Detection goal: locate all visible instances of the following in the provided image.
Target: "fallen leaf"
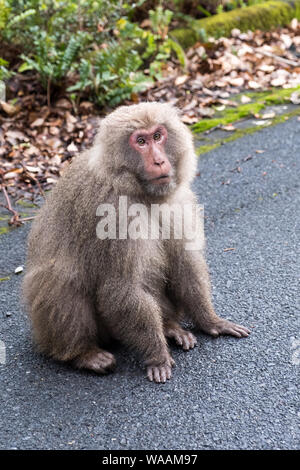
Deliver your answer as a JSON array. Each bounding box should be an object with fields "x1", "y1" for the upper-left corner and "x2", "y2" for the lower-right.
[
  {"x1": 0, "y1": 100, "x2": 20, "y2": 115},
  {"x1": 248, "y1": 80, "x2": 261, "y2": 89},
  {"x1": 49, "y1": 127, "x2": 60, "y2": 135},
  {"x1": 258, "y1": 64, "x2": 275, "y2": 72},
  {"x1": 175, "y1": 75, "x2": 189, "y2": 86},
  {"x1": 30, "y1": 117, "x2": 45, "y2": 128},
  {"x1": 5, "y1": 130, "x2": 29, "y2": 144},
  {"x1": 215, "y1": 80, "x2": 227, "y2": 88},
  {"x1": 270, "y1": 76, "x2": 287, "y2": 87},
  {"x1": 181, "y1": 115, "x2": 198, "y2": 124},
  {"x1": 290, "y1": 18, "x2": 298, "y2": 30},
  {"x1": 79, "y1": 101, "x2": 95, "y2": 112},
  {"x1": 241, "y1": 95, "x2": 251, "y2": 104},
  {"x1": 290, "y1": 92, "x2": 300, "y2": 104},
  {"x1": 230, "y1": 77, "x2": 244, "y2": 87},
  {"x1": 25, "y1": 166, "x2": 40, "y2": 173},
  {"x1": 222, "y1": 124, "x2": 236, "y2": 131},
  {"x1": 198, "y1": 107, "x2": 215, "y2": 117},
  {"x1": 14, "y1": 266, "x2": 24, "y2": 274},
  {"x1": 67, "y1": 142, "x2": 78, "y2": 153},
  {"x1": 56, "y1": 98, "x2": 72, "y2": 109},
  {"x1": 261, "y1": 112, "x2": 275, "y2": 119},
  {"x1": 4, "y1": 169, "x2": 23, "y2": 179}
]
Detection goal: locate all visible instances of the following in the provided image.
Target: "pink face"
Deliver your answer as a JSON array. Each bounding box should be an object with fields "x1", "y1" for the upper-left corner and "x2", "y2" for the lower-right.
[{"x1": 129, "y1": 125, "x2": 172, "y2": 184}]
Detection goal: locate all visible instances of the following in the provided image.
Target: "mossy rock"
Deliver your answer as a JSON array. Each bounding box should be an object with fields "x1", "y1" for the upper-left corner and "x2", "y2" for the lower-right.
[{"x1": 171, "y1": 1, "x2": 300, "y2": 47}]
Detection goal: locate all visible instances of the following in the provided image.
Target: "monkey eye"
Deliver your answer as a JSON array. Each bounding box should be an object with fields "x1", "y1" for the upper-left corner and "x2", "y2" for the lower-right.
[
  {"x1": 153, "y1": 131, "x2": 161, "y2": 141},
  {"x1": 137, "y1": 136, "x2": 146, "y2": 146}
]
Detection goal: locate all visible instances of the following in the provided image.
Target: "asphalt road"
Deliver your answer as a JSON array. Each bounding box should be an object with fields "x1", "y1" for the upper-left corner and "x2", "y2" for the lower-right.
[{"x1": 0, "y1": 117, "x2": 299, "y2": 450}]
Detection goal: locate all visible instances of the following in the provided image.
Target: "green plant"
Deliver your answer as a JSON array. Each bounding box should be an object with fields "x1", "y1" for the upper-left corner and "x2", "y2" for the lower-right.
[
  {"x1": 0, "y1": 1, "x2": 186, "y2": 107},
  {"x1": 69, "y1": 45, "x2": 153, "y2": 106},
  {"x1": 145, "y1": 6, "x2": 185, "y2": 78},
  {"x1": 19, "y1": 29, "x2": 90, "y2": 105},
  {"x1": 0, "y1": 57, "x2": 13, "y2": 81}
]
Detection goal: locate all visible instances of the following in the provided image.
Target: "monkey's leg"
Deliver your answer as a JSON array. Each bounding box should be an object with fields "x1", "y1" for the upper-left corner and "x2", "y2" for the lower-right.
[
  {"x1": 24, "y1": 269, "x2": 116, "y2": 374},
  {"x1": 170, "y1": 253, "x2": 250, "y2": 338},
  {"x1": 164, "y1": 320, "x2": 197, "y2": 351},
  {"x1": 161, "y1": 297, "x2": 197, "y2": 351},
  {"x1": 74, "y1": 347, "x2": 116, "y2": 374},
  {"x1": 99, "y1": 284, "x2": 175, "y2": 383}
]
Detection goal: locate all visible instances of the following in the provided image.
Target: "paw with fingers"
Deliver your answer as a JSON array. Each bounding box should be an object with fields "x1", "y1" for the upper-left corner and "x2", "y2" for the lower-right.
[
  {"x1": 146, "y1": 356, "x2": 175, "y2": 383},
  {"x1": 205, "y1": 319, "x2": 250, "y2": 338}
]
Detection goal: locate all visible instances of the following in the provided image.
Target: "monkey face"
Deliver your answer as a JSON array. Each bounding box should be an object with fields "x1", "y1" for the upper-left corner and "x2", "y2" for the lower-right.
[
  {"x1": 92, "y1": 102, "x2": 197, "y2": 197},
  {"x1": 129, "y1": 125, "x2": 176, "y2": 197}
]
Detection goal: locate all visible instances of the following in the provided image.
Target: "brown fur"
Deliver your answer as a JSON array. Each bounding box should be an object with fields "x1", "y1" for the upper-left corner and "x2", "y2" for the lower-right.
[{"x1": 23, "y1": 102, "x2": 249, "y2": 383}]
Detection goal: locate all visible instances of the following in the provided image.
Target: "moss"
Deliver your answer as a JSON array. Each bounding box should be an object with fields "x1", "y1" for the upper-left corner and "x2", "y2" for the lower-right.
[
  {"x1": 196, "y1": 107, "x2": 300, "y2": 155},
  {"x1": 239, "y1": 86, "x2": 300, "y2": 104},
  {"x1": 0, "y1": 226, "x2": 10, "y2": 235},
  {"x1": 193, "y1": 86, "x2": 300, "y2": 134},
  {"x1": 193, "y1": 102, "x2": 264, "y2": 133},
  {"x1": 196, "y1": 125, "x2": 259, "y2": 155},
  {"x1": 264, "y1": 87, "x2": 300, "y2": 104},
  {"x1": 196, "y1": 142, "x2": 220, "y2": 155},
  {"x1": 16, "y1": 199, "x2": 37, "y2": 208},
  {"x1": 170, "y1": 28, "x2": 200, "y2": 49},
  {"x1": 172, "y1": 1, "x2": 300, "y2": 45}
]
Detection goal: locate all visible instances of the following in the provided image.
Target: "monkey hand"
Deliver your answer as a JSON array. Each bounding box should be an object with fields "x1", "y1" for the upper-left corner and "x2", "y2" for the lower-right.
[
  {"x1": 146, "y1": 356, "x2": 175, "y2": 383},
  {"x1": 203, "y1": 318, "x2": 250, "y2": 338},
  {"x1": 165, "y1": 325, "x2": 197, "y2": 351}
]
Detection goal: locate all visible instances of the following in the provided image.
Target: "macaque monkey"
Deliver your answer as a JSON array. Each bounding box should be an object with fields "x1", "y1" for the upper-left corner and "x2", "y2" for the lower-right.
[{"x1": 23, "y1": 102, "x2": 250, "y2": 383}]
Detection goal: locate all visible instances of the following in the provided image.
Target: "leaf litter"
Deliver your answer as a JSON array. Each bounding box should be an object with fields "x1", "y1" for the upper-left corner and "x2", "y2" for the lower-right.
[{"x1": 0, "y1": 20, "x2": 300, "y2": 212}]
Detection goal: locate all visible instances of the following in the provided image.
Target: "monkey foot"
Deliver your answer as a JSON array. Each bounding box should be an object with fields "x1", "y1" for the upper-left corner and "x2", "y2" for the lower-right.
[
  {"x1": 204, "y1": 319, "x2": 250, "y2": 338},
  {"x1": 74, "y1": 348, "x2": 116, "y2": 374},
  {"x1": 165, "y1": 326, "x2": 197, "y2": 351},
  {"x1": 146, "y1": 356, "x2": 175, "y2": 383},
  {"x1": 147, "y1": 364, "x2": 172, "y2": 383}
]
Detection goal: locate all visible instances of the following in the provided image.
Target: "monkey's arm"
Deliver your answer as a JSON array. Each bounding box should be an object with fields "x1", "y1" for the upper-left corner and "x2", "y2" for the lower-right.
[
  {"x1": 98, "y1": 282, "x2": 175, "y2": 383},
  {"x1": 169, "y1": 249, "x2": 250, "y2": 338}
]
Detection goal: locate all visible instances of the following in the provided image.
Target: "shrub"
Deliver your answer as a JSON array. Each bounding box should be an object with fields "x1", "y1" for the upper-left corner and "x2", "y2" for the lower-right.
[{"x1": 0, "y1": 0, "x2": 185, "y2": 106}]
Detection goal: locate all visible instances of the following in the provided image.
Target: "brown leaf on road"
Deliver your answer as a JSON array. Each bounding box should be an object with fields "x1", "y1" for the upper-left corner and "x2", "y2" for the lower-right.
[{"x1": 222, "y1": 124, "x2": 236, "y2": 131}]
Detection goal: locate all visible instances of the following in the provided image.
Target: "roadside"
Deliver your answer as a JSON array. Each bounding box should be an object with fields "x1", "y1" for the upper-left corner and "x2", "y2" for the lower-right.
[{"x1": 1, "y1": 15, "x2": 300, "y2": 201}]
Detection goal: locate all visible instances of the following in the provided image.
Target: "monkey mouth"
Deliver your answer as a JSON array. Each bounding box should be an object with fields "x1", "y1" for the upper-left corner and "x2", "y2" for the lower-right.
[{"x1": 151, "y1": 175, "x2": 171, "y2": 184}]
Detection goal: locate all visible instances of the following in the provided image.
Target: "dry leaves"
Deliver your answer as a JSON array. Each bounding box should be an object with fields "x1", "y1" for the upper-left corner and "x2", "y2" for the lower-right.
[
  {"x1": 0, "y1": 79, "x2": 98, "y2": 199},
  {"x1": 140, "y1": 20, "x2": 300, "y2": 124},
  {"x1": 1, "y1": 19, "x2": 300, "y2": 199}
]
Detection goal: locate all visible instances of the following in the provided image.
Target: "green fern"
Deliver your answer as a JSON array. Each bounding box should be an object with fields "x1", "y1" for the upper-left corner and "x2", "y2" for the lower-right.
[
  {"x1": 60, "y1": 36, "x2": 82, "y2": 76},
  {"x1": 0, "y1": 0, "x2": 10, "y2": 30}
]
